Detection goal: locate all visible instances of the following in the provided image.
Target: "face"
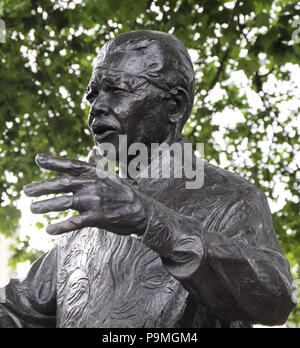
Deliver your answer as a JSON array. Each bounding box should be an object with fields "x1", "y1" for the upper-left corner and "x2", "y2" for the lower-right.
[{"x1": 86, "y1": 49, "x2": 176, "y2": 158}]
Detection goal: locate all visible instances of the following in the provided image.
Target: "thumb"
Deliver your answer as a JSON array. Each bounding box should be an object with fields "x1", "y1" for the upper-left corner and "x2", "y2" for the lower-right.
[{"x1": 88, "y1": 148, "x2": 103, "y2": 166}]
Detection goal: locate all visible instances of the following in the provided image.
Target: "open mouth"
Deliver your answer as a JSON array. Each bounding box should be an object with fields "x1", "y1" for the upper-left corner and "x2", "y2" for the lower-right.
[{"x1": 92, "y1": 121, "x2": 120, "y2": 142}]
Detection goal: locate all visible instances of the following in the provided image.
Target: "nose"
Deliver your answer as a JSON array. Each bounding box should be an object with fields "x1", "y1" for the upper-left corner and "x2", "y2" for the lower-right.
[
  {"x1": 88, "y1": 93, "x2": 110, "y2": 126},
  {"x1": 91, "y1": 97, "x2": 110, "y2": 115}
]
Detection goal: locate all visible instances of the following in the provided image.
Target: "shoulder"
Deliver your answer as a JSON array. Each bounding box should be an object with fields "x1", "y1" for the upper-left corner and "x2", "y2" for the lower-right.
[
  {"x1": 187, "y1": 160, "x2": 267, "y2": 207},
  {"x1": 198, "y1": 162, "x2": 285, "y2": 251},
  {"x1": 180, "y1": 161, "x2": 273, "y2": 231}
]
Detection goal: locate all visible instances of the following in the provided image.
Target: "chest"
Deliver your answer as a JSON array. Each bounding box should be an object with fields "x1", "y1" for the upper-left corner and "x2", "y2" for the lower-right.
[{"x1": 56, "y1": 228, "x2": 188, "y2": 328}]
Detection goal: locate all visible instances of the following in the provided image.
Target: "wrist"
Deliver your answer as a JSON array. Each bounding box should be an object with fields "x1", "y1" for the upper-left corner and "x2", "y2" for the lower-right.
[{"x1": 138, "y1": 199, "x2": 206, "y2": 279}]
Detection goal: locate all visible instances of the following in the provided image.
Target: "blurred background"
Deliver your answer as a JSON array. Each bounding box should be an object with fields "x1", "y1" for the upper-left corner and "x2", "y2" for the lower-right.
[{"x1": 0, "y1": 0, "x2": 299, "y2": 327}]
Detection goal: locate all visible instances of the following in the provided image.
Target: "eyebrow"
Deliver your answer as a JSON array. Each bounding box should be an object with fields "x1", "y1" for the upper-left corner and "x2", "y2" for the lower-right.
[
  {"x1": 88, "y1": 69, "x2": 144, "y2": 92},
  {"x1": 87, "y1": 72, "x2": 101, "y2": 92}
]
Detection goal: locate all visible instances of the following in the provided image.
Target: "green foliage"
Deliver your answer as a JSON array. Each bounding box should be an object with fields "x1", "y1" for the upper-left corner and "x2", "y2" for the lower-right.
[
  {"x1": 8, "y1": 235, "x2": 44, "y2": 268},
  {"x1": 0, "y1": 0, "x2": 299, "y2": 325},
  {"x1": 0, "y1": 205, "x2": 21, "y2": 236}
]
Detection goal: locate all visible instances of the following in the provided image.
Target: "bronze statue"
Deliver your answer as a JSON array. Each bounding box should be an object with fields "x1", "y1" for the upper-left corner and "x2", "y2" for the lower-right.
[{"x1": 0, "y1": 30, "x2": 296, "y2": 328}]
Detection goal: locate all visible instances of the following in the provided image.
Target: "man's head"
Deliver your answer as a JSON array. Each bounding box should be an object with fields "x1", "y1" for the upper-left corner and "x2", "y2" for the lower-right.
[{"x1": 86, "y1": 30, "x2": 195, "y2": 151}]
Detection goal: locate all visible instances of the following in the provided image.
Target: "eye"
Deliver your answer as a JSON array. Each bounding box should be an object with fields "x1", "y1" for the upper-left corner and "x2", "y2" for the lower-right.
[
  {"x1": 86, "y1": 89, "x2": 99, "y2": 104},
  {"x1": 108, "y1": 86, "x2": 126, "y2": 97}
]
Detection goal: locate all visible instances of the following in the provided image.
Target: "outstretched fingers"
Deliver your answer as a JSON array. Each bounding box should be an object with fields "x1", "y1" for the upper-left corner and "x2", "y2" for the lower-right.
[
  {"x1": 24, "y1": 176, "x2": 95, "y2": 197},
  {"x1": 46, "y1": 213, "x2": 92, "y2": 235},
  {"x1": 30, "y1": 195, "x2": 75, "y2": 214},
  {"x1": 35, "y1": 154, "x2": 96, "y2": 176}
]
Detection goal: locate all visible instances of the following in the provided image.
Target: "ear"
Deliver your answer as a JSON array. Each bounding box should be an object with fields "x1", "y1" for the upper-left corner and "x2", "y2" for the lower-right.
[
  {"x1": 165, "y1": 87, "x2": 189, "y2": 144},
  {"x1": 168, "y1": 87, "x2": 189, "y2": 125}
]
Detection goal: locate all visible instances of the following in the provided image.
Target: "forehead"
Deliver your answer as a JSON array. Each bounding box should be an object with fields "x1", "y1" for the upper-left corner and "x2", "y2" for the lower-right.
[
  {"x1": 95, "y1": 40, "x2": 165, "y2": 77},
  {"x1": 90, "y1": 68, "x2": 137, "y2": 91}
]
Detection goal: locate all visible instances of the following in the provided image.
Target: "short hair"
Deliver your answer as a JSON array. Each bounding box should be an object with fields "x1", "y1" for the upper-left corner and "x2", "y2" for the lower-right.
[{"x1": 95, "y1": 30, "x2": 195, "y2": 126}]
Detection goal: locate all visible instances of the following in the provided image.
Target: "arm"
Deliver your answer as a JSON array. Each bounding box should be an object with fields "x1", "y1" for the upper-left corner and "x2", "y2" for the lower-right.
[
  {"x1": 23, "y1": 154, "x2": 296, "y2": 326},
  {"x1": 139, "y1": 191, "x2": 297, "y2": 326},
  {"x1": 0, "y1": 246, "x2": 57, "y2": 328}
]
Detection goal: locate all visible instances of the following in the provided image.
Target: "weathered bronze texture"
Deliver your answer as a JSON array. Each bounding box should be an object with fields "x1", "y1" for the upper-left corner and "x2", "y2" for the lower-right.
[{"x1": 0, "y1": 30, "x2": 296, "y2": 328}]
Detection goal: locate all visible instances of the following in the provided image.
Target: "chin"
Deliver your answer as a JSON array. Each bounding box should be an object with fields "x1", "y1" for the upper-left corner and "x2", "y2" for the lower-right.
[{"x1": 95, "y1": 134, "x2": 121, "y2": 162}]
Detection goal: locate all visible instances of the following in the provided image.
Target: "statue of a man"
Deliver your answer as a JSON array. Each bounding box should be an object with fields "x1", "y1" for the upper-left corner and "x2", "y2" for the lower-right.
[{"x1": 0, "y1": 30, "x2": 296, "y2": 328}]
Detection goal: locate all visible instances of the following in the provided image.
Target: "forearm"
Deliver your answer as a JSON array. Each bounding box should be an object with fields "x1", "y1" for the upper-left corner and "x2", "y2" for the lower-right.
[
  {"x1": 0, "y1": 287, "x2": 23, "y2": 328},
  {"x1": 0, "y1": 305, "x2": 23, "y2": 328},
  {"x1": 139, "y1": 198, "x2": 296, "y2": 325},
  {"x1": 187, "y1": 233, "x2": 296, "y2": 325},
  {"x1": 0, "y1": 248, "x2": 57, "y2": 328},
  {"x1": 140, "y1": 196, "x2": 205, "y2": 278}
]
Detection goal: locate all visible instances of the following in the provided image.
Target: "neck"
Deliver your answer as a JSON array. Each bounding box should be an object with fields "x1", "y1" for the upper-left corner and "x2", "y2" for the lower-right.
[{"x1": 118, "y1": 135, "x2": 184, "y2": 180}]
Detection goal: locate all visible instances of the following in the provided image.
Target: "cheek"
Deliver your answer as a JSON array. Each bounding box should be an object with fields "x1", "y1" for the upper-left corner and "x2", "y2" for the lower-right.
[
  {"x1": 113, "y1": 95, "x2": 144, "y2": 118},
  {"x1": 137, "y1": 103, "x2": 172, "y2": 142},
  {"x1": 134, "y1": 93, "x2": 165, "y2": 117},
  {"x1": 110, "y1": 96, "x2": 130, "y2": 115},
  {"x1": 112, "y1": 91, "x2": 171, "y2": 140},
  {"x1": 114, "y1": 103, "x2": 126, "y2": 115},
  {"x1": 122, "y1": 99, "x2": 148, "y2": 126}
]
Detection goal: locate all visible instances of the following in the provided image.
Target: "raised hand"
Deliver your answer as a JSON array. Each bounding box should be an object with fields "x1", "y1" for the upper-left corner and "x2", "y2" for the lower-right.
[{"x1": 24, "y1": 154, "x2": 147, "y2": 236}]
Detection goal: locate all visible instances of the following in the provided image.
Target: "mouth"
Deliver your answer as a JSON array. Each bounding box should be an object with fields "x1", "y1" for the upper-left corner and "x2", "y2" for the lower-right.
[
  {"x1": 91, "y1": 120, "x2": 121, "y2": 142},
  {"x1": 95, "y1": 130, "x2": 118, "y2": 142}
]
